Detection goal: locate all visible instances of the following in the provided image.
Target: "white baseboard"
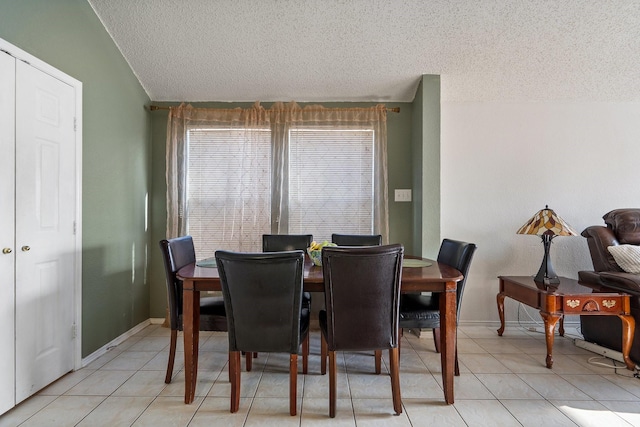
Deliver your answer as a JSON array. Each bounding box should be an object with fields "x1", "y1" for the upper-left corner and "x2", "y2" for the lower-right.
[{"x1": 81, "y1": 319, "x2": 152, "y2": 367}]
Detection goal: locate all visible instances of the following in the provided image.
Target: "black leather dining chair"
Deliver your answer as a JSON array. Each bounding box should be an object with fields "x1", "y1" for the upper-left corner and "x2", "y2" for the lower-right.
[
  {"x1": 331, "y1": 233, "x2": 385, "y2": 372},
  {"x1": 399, "y1": 238, "x2": 477, "y2": 375},
  {"x1": 263, "y1": 234, "x2": 313, "y2": 252},
  {"x1": 263, "y1": 234, "x2": 313, "y2": 312},
  {"x1": 319, "y1": 244, "x2": 404, "y2": 418},
  {"x1": 331, "y1": 233, "x2": 382, "y2": 246},
  {"x1": 159, "y1": 236, "x2": 227, "y2": 384},
  {"x1": 215, "y1": 250, "x2": 310, "y2": 416}
]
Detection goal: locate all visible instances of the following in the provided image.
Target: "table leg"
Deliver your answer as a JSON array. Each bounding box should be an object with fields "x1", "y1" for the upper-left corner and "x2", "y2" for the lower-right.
[
  {"x1": 194, "y1": 294, "x2": 200, "y2": 394},
  {"x1": 183, "y1": 287, "x2": 200, "y2": 404},
  {"x1": 540, "y1": 311, "x2": 561, "y2": 369},
  {"x1": 619, "y1": 314, "x2": 636, "y2": 370},
  {"x1": 440, "y1": 282, "x2": 456, "y2": 404},
  {"x1": 497, "y1": 292, "x2": 506, "y2": 336}
]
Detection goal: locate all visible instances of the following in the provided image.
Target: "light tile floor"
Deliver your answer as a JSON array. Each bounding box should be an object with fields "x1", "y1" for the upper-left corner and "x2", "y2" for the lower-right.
[{"x1": 2, "y1": 324, "x2": 640, "y2": 426}]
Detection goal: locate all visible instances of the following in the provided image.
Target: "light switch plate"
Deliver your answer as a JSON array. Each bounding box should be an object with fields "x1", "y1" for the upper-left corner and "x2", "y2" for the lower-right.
[{"x1": 394, "y1": 189, "x2": 412, "y2": 202}]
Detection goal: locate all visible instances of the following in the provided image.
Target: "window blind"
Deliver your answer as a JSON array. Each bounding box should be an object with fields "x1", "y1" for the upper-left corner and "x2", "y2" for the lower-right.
[
  {"x1": 185, "y1": 126, "x2": 375, "y2": 254},
  {"x1": 186, "y1": 128, "x2": 271, "y2": 256},
  {"x1": 288, "y1": 128, "x2": 374, "y2": 243}
]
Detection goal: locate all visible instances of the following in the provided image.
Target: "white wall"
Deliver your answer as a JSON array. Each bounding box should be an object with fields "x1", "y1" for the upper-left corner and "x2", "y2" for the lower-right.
[{"x1": 440, "y1": 99, "x2": 640, "y2": 322}]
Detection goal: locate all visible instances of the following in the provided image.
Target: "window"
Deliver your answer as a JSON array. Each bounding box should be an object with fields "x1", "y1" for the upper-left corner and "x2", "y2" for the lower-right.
[
  {"x1": 166, "y1": 102, "x2": 389, "y2": 254},
  {"x1": 186, "y1": 128, "x2": 271, "y2": 257},
  {"x1": 288, "y1": 127, "x2": 374, "y2": 242},
  {"x1": 186, "y1": 126, "x2": 374, "y2": 256}
]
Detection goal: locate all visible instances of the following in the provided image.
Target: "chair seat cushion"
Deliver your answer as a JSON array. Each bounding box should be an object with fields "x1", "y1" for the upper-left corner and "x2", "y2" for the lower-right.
[
  {"x1": 178, "y1": 296, "x2": 227, "y2": 332},
  {"x1": 399, "y1": 294, "x2": 440, "y2": 327},
  {"x1": 200, "y1": 296, "x2": 227, "y2": 315}
]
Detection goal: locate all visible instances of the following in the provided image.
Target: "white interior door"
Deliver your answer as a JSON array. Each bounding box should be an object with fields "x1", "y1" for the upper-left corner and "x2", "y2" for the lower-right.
[
  {"x1": 0, "y1": 51, "x2": 17, "y2": 415},
  {"x1": 14, "y1": 60, "x2": 77, "y2": 403}
]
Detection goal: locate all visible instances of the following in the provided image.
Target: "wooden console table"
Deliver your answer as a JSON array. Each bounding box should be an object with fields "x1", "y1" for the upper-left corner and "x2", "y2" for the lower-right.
[{"x1": 496, "y1": 275, "x2": 635, "y2": 370}]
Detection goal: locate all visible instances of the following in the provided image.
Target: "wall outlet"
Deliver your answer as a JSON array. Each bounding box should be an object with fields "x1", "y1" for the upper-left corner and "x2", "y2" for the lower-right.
[{"x1": 394, "y1": 189, "x2": 412, "y2": 202}]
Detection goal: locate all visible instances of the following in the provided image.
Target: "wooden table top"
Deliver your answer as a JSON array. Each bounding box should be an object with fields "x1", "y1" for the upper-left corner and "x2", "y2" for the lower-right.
[
  {"x1": 178, "y1": 256, "x2": 463, "y2": 293},
  {"x1": 499, "y1": 275, "x2": 627, "y2": 296}
]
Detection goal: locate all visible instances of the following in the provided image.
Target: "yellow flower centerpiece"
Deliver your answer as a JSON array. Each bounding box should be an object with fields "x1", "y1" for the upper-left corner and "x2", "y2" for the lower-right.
[{"x1": 306, "y1": 240, "x2": 337, "y2": 266}]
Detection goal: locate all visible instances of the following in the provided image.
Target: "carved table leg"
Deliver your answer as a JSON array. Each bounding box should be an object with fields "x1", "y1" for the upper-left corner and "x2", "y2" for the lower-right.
[
  {"x1": 497, "y1": 292, "x2": 506, "y2": 336},
  {"x1": 619, "y1": 314, "x2": 636, "y2": 370},
  {"x1": 540, "y1": 311, "x2": 561, "y2": 369}
]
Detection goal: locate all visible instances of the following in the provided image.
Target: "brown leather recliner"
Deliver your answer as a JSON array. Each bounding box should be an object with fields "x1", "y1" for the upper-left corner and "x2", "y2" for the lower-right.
[{"x1": 578, "y1": 208, "x2": 640, "y2": 365}]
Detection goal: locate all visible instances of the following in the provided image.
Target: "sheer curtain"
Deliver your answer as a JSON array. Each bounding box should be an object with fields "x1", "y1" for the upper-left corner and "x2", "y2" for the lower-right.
[
  {"x1": 270, "y1": 102, "x2": 389, "y2": 243},
  {"x1": 166, "y1": 101, "x2": 389, "y2": 253},
  {"x1": 166, "y1": 102, "x2": 271, "y2": 253}
]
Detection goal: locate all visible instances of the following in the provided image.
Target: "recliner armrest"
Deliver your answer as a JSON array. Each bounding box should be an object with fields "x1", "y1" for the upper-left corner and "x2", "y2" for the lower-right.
[
  {"x1": 599, "y1": 271, "x2": 640, "y2": 295},
  {"x1": 582, "y1": 226, "x2": 622, "y2": 272},
  {"x1": 578, "y1": 270, "x2": 607, "y2": 288}
]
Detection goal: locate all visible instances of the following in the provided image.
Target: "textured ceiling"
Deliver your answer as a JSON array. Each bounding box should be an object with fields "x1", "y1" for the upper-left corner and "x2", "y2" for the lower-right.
[{"x1": 87, "y1": 0, "x2": 640, "y2": 102}]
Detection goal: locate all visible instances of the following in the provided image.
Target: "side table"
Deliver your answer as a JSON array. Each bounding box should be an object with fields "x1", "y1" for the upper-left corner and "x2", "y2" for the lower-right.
[{"x1": 496, "y1": 275, "x2": 635, "y2": 370}]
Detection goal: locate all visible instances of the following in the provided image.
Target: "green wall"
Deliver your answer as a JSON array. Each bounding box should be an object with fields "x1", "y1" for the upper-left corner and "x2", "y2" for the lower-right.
[
  {"x1": 411, "y1": 80, "x2": 425, "y2": 256},
  {"x1": 0, "y1": 0, "x2": 152, "y2": 356},
  {"x1": 412, "y1": 75, "x2": 441, "y2": 258},
  {"x1": 148, "y1": 101, "x2": 415, "y2": 317}
]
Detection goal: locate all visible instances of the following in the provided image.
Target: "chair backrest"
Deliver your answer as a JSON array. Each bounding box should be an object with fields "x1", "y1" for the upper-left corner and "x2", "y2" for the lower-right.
[
  {"x1": 436, "y1": 239, "x2": 477, "y2": 315},
  {"x1": 263, "y1": 234, "x2": 313, "y2": 252},
  {"x1": 321, "y1": 244, "x2": 404, "y2": 351},
  {"x1": 159, "y1": 236, "x2": 196, "y2": 330},
  {"x1": 215, "y1": 250, "x2": 305, "y2": 353},
  {"x1": 331, "y1": 233, "x2": 382, "y2": 246}
]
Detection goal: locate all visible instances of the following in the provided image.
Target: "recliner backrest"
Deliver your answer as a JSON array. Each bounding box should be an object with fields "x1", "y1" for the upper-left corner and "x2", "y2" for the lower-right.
[
  {"x1": 603, "y1": 209, "x2": 640, "y2": 244},
  {"x1": 215, "y1": 250, "x2": 305, "y2": 353},
  {"x1": 321, "y1": 244, "x2": 404, "y2": 351}
]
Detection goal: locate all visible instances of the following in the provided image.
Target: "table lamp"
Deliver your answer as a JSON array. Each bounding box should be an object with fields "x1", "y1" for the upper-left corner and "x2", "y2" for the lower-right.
[{"x1": 517, "y1": 205, "x2": 577, "y2": 285}]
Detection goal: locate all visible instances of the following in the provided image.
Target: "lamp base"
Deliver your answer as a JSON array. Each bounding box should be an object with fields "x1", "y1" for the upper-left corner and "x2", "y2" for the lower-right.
[
  {"x1": 534, "y1": 274, "x2": 560, "y2": 286},
  {"x1": 533, "y1": 235, "x2": 559, "y2": 286}
]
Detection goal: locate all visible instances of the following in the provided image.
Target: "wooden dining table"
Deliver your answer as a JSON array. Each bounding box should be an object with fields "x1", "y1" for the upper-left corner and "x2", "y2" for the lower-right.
[{"x1": 177, "y1": 256, "x2": 463, "y2": 405}]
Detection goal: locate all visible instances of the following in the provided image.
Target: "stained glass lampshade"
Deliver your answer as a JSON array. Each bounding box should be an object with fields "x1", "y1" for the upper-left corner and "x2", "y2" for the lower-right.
[{"x1": 517, "y1": 205, "x2": 577, "y2": 285}]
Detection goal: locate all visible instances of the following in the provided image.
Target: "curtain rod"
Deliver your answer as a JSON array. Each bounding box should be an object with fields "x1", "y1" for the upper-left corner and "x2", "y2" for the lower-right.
[{"x1": 148, "y1": 104, "x2": 400, "y2": 113}]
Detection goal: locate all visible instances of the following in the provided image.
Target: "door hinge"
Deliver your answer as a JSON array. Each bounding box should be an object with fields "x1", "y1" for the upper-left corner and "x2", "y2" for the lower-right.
[
  {"x1": 71, "y1": 324, "x2": 77, "y2": 339},
  {"x1": 74, "y1": 117, "x2": 77, "y2": 132}
]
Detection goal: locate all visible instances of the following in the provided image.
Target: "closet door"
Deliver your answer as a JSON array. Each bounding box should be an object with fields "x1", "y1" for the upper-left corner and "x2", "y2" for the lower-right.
[
  {"x1": 14, "y1": 60, "x2": 77, "y2": 402},
  {"x1": 0, "y1": 51, "x2": 16, "y2": 415}
]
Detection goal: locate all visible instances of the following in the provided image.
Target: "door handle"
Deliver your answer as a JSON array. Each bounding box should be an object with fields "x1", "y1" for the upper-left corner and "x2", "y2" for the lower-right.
[
  {"x1": 2, "y1": 248, "x2": 11, "y2": 254},
  {"x1": 21, "y1": 246, "x2": 30, "y2": 252}
]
